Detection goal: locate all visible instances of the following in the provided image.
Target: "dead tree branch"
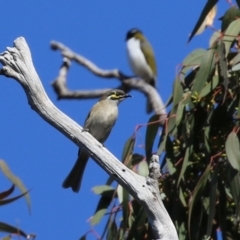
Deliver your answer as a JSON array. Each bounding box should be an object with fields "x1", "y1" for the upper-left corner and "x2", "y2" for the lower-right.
[
  {"x1": 50, "y1": 40, "x2": 167, "y2": 124},
  {"x1": 0, "y1": 37, "x2": 177, "y2": 240}
]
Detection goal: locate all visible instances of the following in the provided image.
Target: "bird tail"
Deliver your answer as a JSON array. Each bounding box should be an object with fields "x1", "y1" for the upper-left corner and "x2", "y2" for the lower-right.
[{"x1": 62, "y1": 150, "x2": 89, "y2": 193}]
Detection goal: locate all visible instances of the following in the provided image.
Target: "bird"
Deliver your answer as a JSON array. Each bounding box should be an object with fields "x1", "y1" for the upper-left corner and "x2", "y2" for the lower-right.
[
  {"x1": 62, "y1": 89, "x2": 131, "y2": 193},
  {"x1": 126, "y1": 28, "x2": 157, "y2": 113}
]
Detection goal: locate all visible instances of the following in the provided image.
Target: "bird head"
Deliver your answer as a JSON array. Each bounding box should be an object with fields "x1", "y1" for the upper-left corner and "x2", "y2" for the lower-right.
[
  {"x1": 101, "y1": 89, "x2": 132, "y2": 104},
  {"x1": 126, "y1": 28, "x2": 144, "y2": 41}
]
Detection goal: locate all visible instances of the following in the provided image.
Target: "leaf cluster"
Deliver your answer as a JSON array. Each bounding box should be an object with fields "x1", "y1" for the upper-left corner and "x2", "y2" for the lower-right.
[{"x1": 84, "y1": 2, "x2": 240, "y2": 240}]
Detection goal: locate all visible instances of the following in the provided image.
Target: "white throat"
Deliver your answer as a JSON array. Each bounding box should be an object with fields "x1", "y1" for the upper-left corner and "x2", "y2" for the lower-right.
[{"x1": 126, "y1": 38, "x2": 154, "y2": 81}]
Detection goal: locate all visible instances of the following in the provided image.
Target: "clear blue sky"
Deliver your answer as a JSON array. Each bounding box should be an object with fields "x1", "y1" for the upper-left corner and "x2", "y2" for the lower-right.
[{"x1": 0, "y1": 1, "x2": 228, "y2": 239}]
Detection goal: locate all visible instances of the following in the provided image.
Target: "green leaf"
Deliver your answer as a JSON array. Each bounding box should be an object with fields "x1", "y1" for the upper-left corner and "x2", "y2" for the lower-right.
[
  {"x1": 122, "y1": 136, "x2": 135, "y2": 167},
  {"x1": 176, "y1": 101, "x2": 185, "y2": 127},
  {"x1": 0, "y1": 160, "x2": 31, "y2": 213},
  {"x1": 145, "y1": 115, "x2": 160, "y2": 159},
  {"x1": 227, "y1": 165, "x2": 240, "y2": 208},
  {"x1": 167, "y1": 112, "x2": 176, "y2": 135},
  {"x1": 188, "y1": 0, "x2": 218, "y2": 43},
  {"x1": 209, "y1": 30, "x2": 221, "y2": 47},
  {"x1": 221, "y1": 6, "x2": 240, "y2": 32},
  {"x1": 191, "y1": 48, "x2": 215, "y2": 96},
  {"x1": 0, "y1": 221, "x2": 27, "y2": 238},
  {"x1": 206, "y1": 167, "x2": 218, "y2": 237},
  {"x1": 225, "y1": 131, "x2": 240, "y2": 171},
  {"x1": 181, "y1": 49, "x2": 206, "y2": 77},
  {"x1": 121, "y1": 185, "x2": 129, "y2": 233},
  {"x1": 232, "y1": 62, "x2": 240, "y2": 71},
  {"x1": 127, "y1": 201, "x2": 147, "y2": 240},
  {"x1": 188, "y1": 164, "x2": 211, "y2": 234},
  {"x1": 92, "y1": 185, "x2": 114, "y2": 195},
  {"x1": 166, "y1": 158, "x2": 176, "y2": 175},
  {"x1": 199, "y1": 75, "x2": 219, "y2": 98},
  {"x1": 90, "y1": 188, "x2": 115, "y2": 225},
  {"x1": 179, "y1": 187, "x2": 187, "y2": 207},
  {"x1": 172, "y1": 77, "x2": 184, "y2": 109},
  {"x1": 237, "y1": 97, "x2": 240, "y2": 118},
  {"x1": 177, "y1": 146, "x2": 191, "y2": 186},
  {"x1": 217, "y1": 40, "x2": 228, "y2": 102},
  {"x1": 223, "y1": 18, "x2": 240, "y2": 57},
  {"x1": 137, "y1": 161, "x2": 149, "y2": 177},
  {"x1": 231, "y1": 52, "x2": 240, "y2": 66},
  {"x1": 107, "y1": 219, "x2": 117, "y2": 240}
]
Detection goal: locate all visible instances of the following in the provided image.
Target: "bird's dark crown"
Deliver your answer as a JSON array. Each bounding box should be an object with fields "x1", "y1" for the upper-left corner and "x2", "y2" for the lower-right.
[{"x1": 126, "y1": 28, "x2": 143, "y2": 41}]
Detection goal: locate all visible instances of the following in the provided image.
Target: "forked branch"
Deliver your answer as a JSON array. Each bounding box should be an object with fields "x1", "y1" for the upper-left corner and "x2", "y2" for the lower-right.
[{"x1": 0, "y1": 37, "x2": 177, "y2": 239}]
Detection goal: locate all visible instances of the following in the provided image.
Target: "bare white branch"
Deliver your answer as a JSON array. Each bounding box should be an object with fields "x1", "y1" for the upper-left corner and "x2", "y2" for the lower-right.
[
  {"x1": 51, "y1": 40, "x2": 167, "y2": 123},
  {"x1": 0, "y1": 37, "x2": 178, "y2": 239}
]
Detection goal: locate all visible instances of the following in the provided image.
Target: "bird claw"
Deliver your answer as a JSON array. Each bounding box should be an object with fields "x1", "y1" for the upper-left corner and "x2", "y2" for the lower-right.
[{"x1": 82, "y1": 128, "x2": 89, "y2": 132}]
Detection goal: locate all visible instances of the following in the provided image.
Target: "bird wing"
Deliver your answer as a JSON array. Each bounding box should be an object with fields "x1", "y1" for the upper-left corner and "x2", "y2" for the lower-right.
[{"x1": 140, "y1": 39, "x2": 157, "y2": 77}]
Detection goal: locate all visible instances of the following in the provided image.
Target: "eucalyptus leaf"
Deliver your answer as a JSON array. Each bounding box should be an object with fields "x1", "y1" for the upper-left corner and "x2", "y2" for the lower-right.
[
  {"x1": 188, "y1": 164, "x2": 211, "y2": 235},
  {"x1": 0, "y1": 160, "x2": 31, "y2": 213},
  {"x1": 188, "y1": 0, "x2": 218, "y2": 43},
  {"x1": 199, "y1": 75, "x2": 219, "y2": 98},
  {"x1": 223, "y1": 18, "x2": 240, "y2": 57},
  {"x1": 225, "y1": 131, "x2": 240, "y2": 171},
  {"x1": 145, "y1": 115, "x2": 160, "y2": 159},
  {"x1": 0, "y1": 221, "x2": 27, "y2": 238},
  {"x1": 191, "y1": 48, "x2": 215, "y2": 96}
]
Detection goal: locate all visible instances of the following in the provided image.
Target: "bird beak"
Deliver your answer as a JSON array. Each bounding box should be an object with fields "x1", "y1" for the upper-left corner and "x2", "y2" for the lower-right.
[{"x1": 124, "y1": 94, "x2": 132, "y2": 98}]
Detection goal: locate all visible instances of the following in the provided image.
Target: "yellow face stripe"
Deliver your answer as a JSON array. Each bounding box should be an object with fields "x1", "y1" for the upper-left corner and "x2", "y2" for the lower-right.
[{"x1": 108, "y1": 91, "x2": 123, "y2": 100}]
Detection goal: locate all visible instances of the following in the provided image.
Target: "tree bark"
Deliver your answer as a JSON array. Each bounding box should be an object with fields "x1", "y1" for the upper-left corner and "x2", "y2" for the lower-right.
[{"x1": 0, "y1": 37, "x2": 178, "y2": 240}]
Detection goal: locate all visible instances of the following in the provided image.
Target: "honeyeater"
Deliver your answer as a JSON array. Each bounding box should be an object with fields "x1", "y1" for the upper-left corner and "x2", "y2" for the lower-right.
[
  {"x1": 126, "y1": 28, "x2": 157, "y2": 113},
  {"x1": 62, "y1": 89, "x2": 131, "y2": 192}
]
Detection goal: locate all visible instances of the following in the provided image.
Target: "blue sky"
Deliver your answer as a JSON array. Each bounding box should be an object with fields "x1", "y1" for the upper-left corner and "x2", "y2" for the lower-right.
[{"x1": 0, "y1": 1, "x2": 228, "y2": 239}]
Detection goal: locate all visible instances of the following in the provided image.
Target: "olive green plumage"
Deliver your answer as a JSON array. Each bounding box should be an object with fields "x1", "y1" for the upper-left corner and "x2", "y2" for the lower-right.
[
  {"x1": 62, "y1": 89, "x2": 131, "y2": 192},
  {"x1": 126, "y1": 28, "x2": 157, "y2": 113}
]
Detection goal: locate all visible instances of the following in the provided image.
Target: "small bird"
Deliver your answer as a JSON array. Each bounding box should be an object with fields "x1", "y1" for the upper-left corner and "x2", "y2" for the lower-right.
[
  {"x1": 126, "y1": 28, "x2": 157, "y2": 113},
  {"x1": 62, "y1": 89, "x2": 131, "y2": 193}
]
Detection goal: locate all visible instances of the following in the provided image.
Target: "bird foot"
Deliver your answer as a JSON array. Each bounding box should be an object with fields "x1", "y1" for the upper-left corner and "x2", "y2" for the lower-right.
[{"x1": 82, "y1": 128, "x2": 89, "y2": 132}]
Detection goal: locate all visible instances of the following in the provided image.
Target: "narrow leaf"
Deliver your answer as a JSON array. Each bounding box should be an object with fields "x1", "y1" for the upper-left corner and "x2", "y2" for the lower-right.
[
  {"x1": 188, "y1": 164, "x2": 211, "y2": 236},
  {"x1": 221, "y1": 7, "x2": 240, "y2": 32},
  {"x1": 0, "y1": 221, "x2": 27, "y2": 238},
  {"x1": 90, "y1": 189, "x2": 115, "y2": 225},
  {"x1": 0, "y1": 185, "x2": 15, "y2": 200},
  {"x1": 92, "y1": 185, "x2": 114, "y2": 195},
  {"x1": 225, "y1": 131, "x2": 240, "y2": 171},
  {"x1": 145, "y1": 115, "x2": 160, "y2": 159},
  {"x1": 176, "y1": 101, "x2": 185, "y2": 127},
  {"x1": 199, "y1": 75, "x2": 219, "y2": 98},
  {"x1": 0, "y1": 160, "x2": 31, "y2": 213},
  {"x1": 206, "y1": 167, "x2": 218, "y2": 237},
  {"x1": 177, "y1": 147, "x2": 191, "y2": 186},
  {"x1": 137, "y1": 161, "x2": 149, "y2": 177},
  {"x1": 191, "y1": 48, "x2": 215, "y2": 96},
  {"x1": 122, "y1": 136, "x2": 135, "y2": 167},
  {"x1": 172, "y1": 77, "x2": 184, "y2": 108},
  {"x1": 181, "y1": 49, "x2": 206, "y2": 76},
  {"x1": 0, "y1": 190, "x2": 30, "y2": 206},
  {"x1": 217, "y1": 40, "x2": 228, "y2": 102},
  {"x1": 223, "y1": 18, "x2": 240, "y2": 57},
  {"x1": 188, "y1": 0, "x2": 218, "y2": 43}
]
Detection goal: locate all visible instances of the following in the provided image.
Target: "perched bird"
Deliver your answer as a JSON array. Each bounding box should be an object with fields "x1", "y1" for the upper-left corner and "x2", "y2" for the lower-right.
[
  {"x1": 126, "y1": 28, "x2": 157, "y2": 113},
  {"x1": 62, "y1": 89, "x2": 131, "y2": 193}
]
